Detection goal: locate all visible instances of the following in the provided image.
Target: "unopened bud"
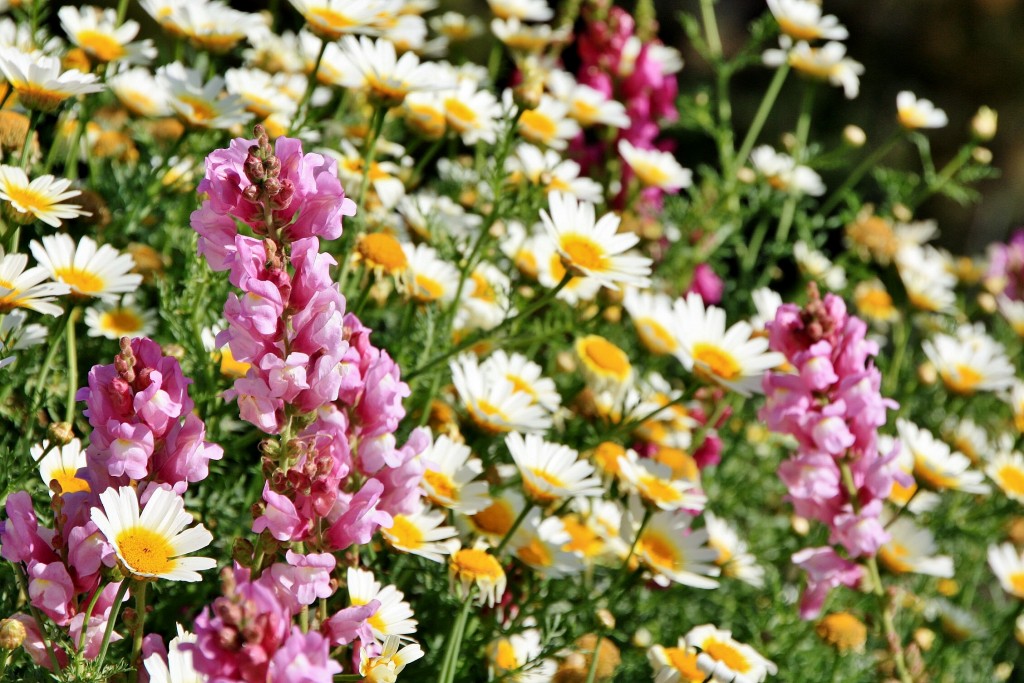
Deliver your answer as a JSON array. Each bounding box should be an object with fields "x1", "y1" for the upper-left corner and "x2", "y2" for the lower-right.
[
  {"x1": 47, "y1": 422, "x2": 74, "y2": 446},
  {"x1": 273, "y1": 178, "x2": 294, "y2": 210},
  {"x1": 244, "y1": 154, "x2": 265, "y2": 184},
  {"x1": 263, "y1": 177, "x2": 283, "y2": 197},
  {"x1": 971, "y1": 106, "x2": 997, "y2": 141},
  {"x1": 892, "y1": 203, "x2": 913, "y2": 222},
  {"x1": 917, "y1": 361, "x2": 937, "y2": 385},
  {"x1": 972, "y1": 146, "x2": 992, "y2": 165},
  {"x1": 232, "y1": 538, "x2": 255, "y2": 568},
  {"x1": 242, "y1": 184, "x2": 260, "y2": 203},
  {"x1": 791, "y1": 515, "x2": 810, "y2": 536},
  {"x1": 978, "y1": 292, "x2": 997, "y2": 313},
  {"x1": 843, "y1": 125, "x2": 866, "y2": 148},
  {"x1": 263, "y1": 155, "x2": 281, "y2": 177},
  {"x1": 781, "y1": 132, "x2": 797, "y2": 152},
  {"x1": 913, "y1": 627, "x2": 935, "y2": 652},
  {"x1": 632, "y1": 627, "x2": 652, "y2": 648},
  {"x1": 0, "y1": 618, "x2": 26, "y2": 650},
  {"x1": 596, "y1": 609, "x2": 615, "y2": 630},
  {"x1": 736, "y1": 166, "x2": 756, "y2": 184}
]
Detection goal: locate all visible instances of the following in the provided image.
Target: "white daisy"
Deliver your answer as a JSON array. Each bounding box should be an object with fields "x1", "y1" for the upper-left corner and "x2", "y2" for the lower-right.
[
  {"x1": 467, "y1": 489, "x2": 527, "y2": 540},
  {"x1": 878, "y1": 516, "x2": 954, "y2": 577},
  {"x1": 897, "y1": 419, "x2": 991, "y2": 494},
  {"x1": 451, "y1": 354, "x2": 552, "y2": 434},
  {"x1": 897, "y1": 91, "x2": 948, "y2": 130},
  {"x1": 59, "y1": 5, "x2": 156, "y2": 65},
  {"x1": 672, "y1": 292, "x2": 785, "y2": 396},
  {"x1": 108, "y1": 67, "x2": 172, "y2": 117},
  {"x1": 225, "y1": 67, "x2": 300, "y2": 119},
  {"x1": 30, "y1": 234, "x2": 142, "y2": 303},
  {"x1": 491, "y1": 17, "x2": 569, "y2": 52},
  {"x1": 429, "y1": 12, "x2": 485, "y2": 42},
  {"x1": 997, "y1": 295, "x2": 1024, "y2": 338},
  {"x1": 617, "y1": 451, "x2": 706, "y2": 513},
  {"x1": 547, "y1": 70, "x2": 630, "y2": 128},
  {"x1": 167, "y1": 2, "x2": 268, "y2": 54},
  {"x1": 627, "y1": 505, "x2": 720, "y2": 589},
  {"x1": 507, "y1": 431, "x2": 602, "y2": 504},
  {"x1": 144, "y1": 624, "x2": 202, "y2": 683},
  {"x1": 540, "y1": 191, "x2": 652, "y2": 290},
  {"x1": 90, "y1": 486, "x2": 216, "y2": 582},
  {"x1": 750, "y1": 287, "x2": 783, "y2": 333},
  {"x1": 332, "y1": 141, "x2": 407, "y2": 210},
  {"x1": 895, "y1": 244, "x2": 957, "y2": 313},
  {"x1": 944, "y1": 417, "x2": 990, "y2": 466},
  {"x1": 507, "y1": 143, "x2": 603, "y2": 203},
  {"x1": 450, "y1": 541, "x2": 507, "y2": 607},
  {"x1": 381, "y1": 505, "x2": 460, "y2": 563},
  {"x1": 766, "y1": 0, "x2": 848, "y2": 41},
  {"x1": 534, "y1": 238, "x2": 603, "y2": 306},
  {"x1": 763, "y1": 38, "x2": 862, "y2": 99},
  {"x1": 34, "y1": 438, "x2": 89, "y2": 497},
  {"x1": 508, "y1": 509, "x2": 584, "y2": 578},
  {"x1": 648, "y1": 639, "x2": 706, "y2": 683},
  {"x1": 0, "y1": 166, "x2": 88, "y2": 228},
  {"x1": 156, "y1": 62, "x2": 252, "y2": 130},
  {"x1": 84, "y1": 296, "x2": 157, "y2": 340},
  {"x1": 750, "y1": 145, "x2": 825, "y2": 196},
  {"x1": 685, "y1": 624, "x2": 777, "y2": 683},
  {"x1": 347, "y1": 567, "x2": 418, "y2": 640},
  {"x1": 986, "y1": 449, "x2": 1024, "y2": 503},
  {"x1": 516, "y1": 93, "x2": 580, "y2": 150},
  {"x1": 487, "y1": 0, "x2": 553, "y2": 21},
  {"x1": 481, "y1": 350, "x2": 561, "y2": 412},
  {"x1": 336, "y1": 35, "x2": 445, "y2": 106},
  {"x1": 623, "y1": 288, "x2": 682, "y2": 356},
  {"x1": 0, "y1": 47, "x2": 104, "y2": 113},
  {"x1": 359, "y1": 635, "x2": 424, "y2": 682},
  {"x1": 922, "y1": 324, "x2": 1015, "y2": 395},
  {"x1": 988, "y1": 542, "x2": 1024, "y2": 599},
  {"x1": 487, "y1": 629, "x2": 556, "y2": 683},
  {"x1": 442, "y1": 79, "x2": 501, "y2": 145},
  {"x1": 793, "y1": 240, "x2": 846, "y2": 289},
  {"x1": 403, "y1": 243, "x2": 460, "y2": 304},
  {"x1": 290, "y1": 0, "x2": 398, "y2": 40},
  {"x1": 0, "y1": 249, "x2": 69, "y2": 316},
  {"x1": 456, "y1": 261, "x2": 512, "y2": 333},
  {"x1": 0, "y1": 309, "x2": 46, "y2": 369},
  {"x1": 619, "y1": 140, "x2": 692, "y2": 191},
  {"x1": 420, "y1": 434, "x2": 490, "y2": 514},
  {"x1": 703, "y1": 512, "x2": 766, "y2": 588}
]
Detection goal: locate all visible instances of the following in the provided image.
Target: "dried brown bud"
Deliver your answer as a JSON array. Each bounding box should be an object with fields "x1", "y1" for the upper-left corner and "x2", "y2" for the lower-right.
[
  {"x1": 47, "y1": 422, "x2": 74, "y2": 446},
  {"x1": 0, "y1": 618, "x2": 26, "y2": 650}
]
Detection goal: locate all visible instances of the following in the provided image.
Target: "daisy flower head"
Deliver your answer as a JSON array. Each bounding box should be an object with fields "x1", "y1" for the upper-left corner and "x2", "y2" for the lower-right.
[
  {"x1": 508, "y1": 509, "x2": 585, "y2": 578},
  {"x1": 457, "y1": 261, "x2": 512, "y2": 333},
  {"x1": 617, "y1": 451, "x2": 706, "y2": 513},
  {"x1": 0, "y1": 249, "x2": 70, "y2": 316},
  {"x1": 468, "y1": 489, "x2": 527, "y2": 539},
  {"x1": 84, "y1": 295, "x2": 157, "y2": 340},
  {"x1": 922, "y1": 323, "x2": 1015, "y2": 395},
  {"x1": 347, "y1": 567, "x2": 418, "y2": 640},
  {"x1": 628, "y1": 506, "x2": 720, "y2": 589},
  {"x1": 59, "y1": 5, "x2": 156, "y2": 65},
  {"x1": 750, "y1": 287, "x2": 783, "y2": 333},
  {"x1": 336, "y1": 35, "x2": 445, "y2": 108},
  {"x1": 988, "y1": 542, "x2": 1024, "y2": 599},
  {"x1": 895, "y1": 244, "x2": 957, "y2": 313},
  {"x1": 90, "y1": 485, "x2": 216, "y2": 582},
  {"x1": 673, "y1": 293, "x2": 785, "y2": 396},
  {"x1": 167, "y1": 3, "x2": 269, "y2": 54},
  {"x1": 290, "y1": 0, "x2": 398, "y2": 40},
  {"x1": 0, "y1": 166, "x2": 89, "y2": 228},
  {"x1": 763, "y1": 38, "x2": 862, "y2": 99},
  {"x1": 359, "y1": 635, "x2": 424, "y2": 683},
  {"x1": 403, "y1": 243, "x2": 460, "y2": 304},
  {"x1": 224, "y1": 68, "x2": 300, "y2": 120},
  {"x1": 491, "y1": 18, "x2": 570, "y2": 53},
  {"x1": 897, "y1": 418, "x2": 991, "y2": 494},
  {"x1": 648, "y1": 639, "x2": 706, "y2": 683},
  {"x1": 107, "y1": 67, "x2": 172, "y2": 117},
  {"x1": 451, "y1": 354, "x2": 553, "y2": 435},
  {"x1": 853, "y1": 280, "x2": 899, "y2": 325},
  {"x1": 355, "y1": 231, "x2": 409, "y2": 282},
  {"x1": 443, "y1": 79, "x2": 502, "y2": 145},
  {"x1": 156, "y1": 62, "x2": 252, "y2": 130},
  {"x1": 575, "y1": 334, "x2": 634, "y2": 394},
  {"x1": 749, "y1": 145, "x2": 825, "y2": 196},
  {"x1": 547, "y1": 70, "x2": 630, "y2": 129},
  {"x1": 0, "y1": 309, "x2": 46, "y2": 368},
  {"x1": 985, "y1": 449, "x2": 1024, "y2": 503},
  {"x1": 507, "y1": 143, "x2": 603, "y2": 203},
  {"x1": 481, "y1": 349, "x2": 561, "y2": 412},
  {"x1": 684, "y1": 624, "x2": 777, "y2": 683},
  {"x1": 144, "y1": 624, "x2": 202, "y2": 683},
  {"x1": 488, "y1": 0, "x2": 553, "y2": 21},
  {"x1": 382, "y1": 505, "x2": 460, "y2": 563},
  {"x1": 516, "y1": 93, "x2": 581, "y2": 150},
  {"x1": 430, "y1": 12, "x2": 485, "y2": 42},
  {"x1": 420, "y1": 433, "x2": 490, "y2": 514},
  {"x1": 0, "y1": 46, "x2": 104, "y2": 112},
  {"x1": 878, "y1": 516, "x2": 954, "y2": 577},
  {"x1": 997, "y1": 295, "x2": 1024, "y2": 338},
  {"x1": 618, "y1": 140, "x2": 693, "y2": 191},
  {"x1": 487, "y1": 629, "x2": 556, "y2": 683},
  {"x1": 793, "y1": 240, "x2": 846, "y2": 289},
  {"x1": 540, "y1": 191, "x2": 652, "y2": 290},
  {"x1": 897, "y1": 91, "x2": 948, "y2": 130},
  {"x1": 450, "y1": 541, "x2": 507, "y2": 606},
  {"x1": 507, "y1": 431, "x2": 603, "y2": 504},
  {"x1": 703, "y1": 512, "x2": 766, "y2": 588},
  {"x1": 766, "y1": 0, "x2": 849, "y2": 41},
  {"x1": 30, "y1": 234, "x2": 142, "y2": 303},
  {"x1": 34, "y1": 438, "x2": 89, "y2": 496},
  {"x1": 623, "y1": 288, "x2": 682, "y2": 355}
]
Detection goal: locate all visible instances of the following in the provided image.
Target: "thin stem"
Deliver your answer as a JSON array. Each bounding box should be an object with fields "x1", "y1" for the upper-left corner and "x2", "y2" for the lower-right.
[
  {"x1": 20, "y1": 109, "x2": 38, "y2": 170},
  {"x1": 129, "y1": 581, "x2": 148, "y2": 683},
  {"x1": 775, "y1": 84, "x2": 814, "y2": 246},
  {"x1": 883, "y1": 316, "x2": 909, "y2": 396},
  {"x1": 734, "y1": 63, "x2": 791, "y2": 173},
  {"x1": 819, "y1": 132, "x2": 902, "y2": 218},
  {"x1": 495, "y1": 502, "x2": 534, "y2": 555},
  {"x1": 77, "y1": 583, "x2": 105, "y2": 652},
  {"x1": 356, "y1": 106, "x2": 387, "y2": 218},
  {"x1": 290, "y1": 41, "x2": 328, "y2": 135},
  {"x1": 438, "y1": 594, "x2": 474, "y2": 683},
  {"x1": 115, "y1": 0, "x2": 131, "y2": 25},
  {"x1": 623, "y1": 507, "x2": 652, "y2": 574},
  {"x1": 584, "y1": 635, "x2": 603, "y2": 683},
  {"x1": 909, "y1": 141, "x2": 977, "y2": 210},
  {"x1": 699, "y1": 0, "x2": 723, "y2": 59},
  {"x1": 64, "y1": 307, "x2": 80, "y2": 424},
  {"x1": 96, "y1": 580, "x2": 130, "y2": 667}
]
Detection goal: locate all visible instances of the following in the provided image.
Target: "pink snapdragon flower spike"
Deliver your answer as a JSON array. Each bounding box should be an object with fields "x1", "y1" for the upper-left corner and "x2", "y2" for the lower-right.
[{"x1": 761, "y1": 284, "x2": 902, "y2": 618}]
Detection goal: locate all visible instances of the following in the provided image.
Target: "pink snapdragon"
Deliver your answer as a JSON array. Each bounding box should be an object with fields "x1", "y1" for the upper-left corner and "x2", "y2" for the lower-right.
[{"x1": 761, "y1": 284, "x2": 903, "y2": 618}]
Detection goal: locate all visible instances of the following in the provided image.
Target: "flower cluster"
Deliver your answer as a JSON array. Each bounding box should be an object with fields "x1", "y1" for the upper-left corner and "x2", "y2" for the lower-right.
[{"x1": 761, "y1": 285, "x2": 902, "y2": 618}]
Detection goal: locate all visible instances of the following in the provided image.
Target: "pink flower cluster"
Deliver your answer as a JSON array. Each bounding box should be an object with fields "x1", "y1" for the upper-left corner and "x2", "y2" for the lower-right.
[
  {"x1": 191, "y1": 128, "x2": 426, "y2": 546},
  {"x1": 187, "y1": 556, "x2": 378, "y2": 683},
  {"x1": 760, "y1": 285, "x2": 905, "y2": 619},
  {"x1": 0, "y1": 337, "x2": 219, "y2": 669},
  {"x1": 987, "y1": 228, "x2": 1024, "y2": 300}
]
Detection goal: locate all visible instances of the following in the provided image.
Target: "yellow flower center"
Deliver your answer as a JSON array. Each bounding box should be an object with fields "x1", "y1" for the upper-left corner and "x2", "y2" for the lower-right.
[
  {"x1": 413, "y1": 274, "x2": 444, "y2": 302},
  {"x1": 635, "y1": 317, "x2": 677, "y2": 355},
  {"x1": 451, "y1": 547, "x2": 504, "y2": 582},
  {"x1": 664, "y1": 647, "x2": 704, "y2": 681},
  {"x1": 653, "y1": 446, "x2": 698, "y2": 481},
  {"x1": 519, "y1": 109, "x2": 557, "y2": 143},
  {"x1": 1010, "y1": 571, "x2": 1024, "y2": 597},
  {"x1": 3, "y1": 183, "x2": 54, "y2": 217},
  {"x1": 386, "y1": 515, "x2": 423, "y2": 550},
  {"x1": 470, "y1": 271, "x2": 497, "y2": 302},
  {"x1": 444, "y1": 97, "x2": 477, "y2": 130},
  {"x1": 494, "y1": 639, "x2": 519, "y2": 671},
  {"x1": 879, "y1": 542, "x2": 913, "y2": 573},
  {"x1": 505, "y1": 373, "x2": 536, "y2": 400},
  {"x1": 816, "y1": 612, "x2": 867, "y2": 653},
  {"x1": 358, "y1": 233, "x2": 408, "y2": 274},
  {"x1": 307, "y1": 7, "x2": 357, "y2": 36},
  {"x1": 77, "y1": 29, "x2": 126, "y2": 62},
  {"x1": 997, "y1": 464, "x2": 1024, "y2": 496},
  {"x1": 516, "y1": 536, "x2": 551, "y2": 567},
  {"x1": 54, "y1": 267, "x2": 105, "y2": 296},
  {"x1": 99, "y1": 308, "x2": 144, "y2": 336},
  {"x1": 472, "y1": 501, "x2": 514, "y2": 536},
  {"x1": 577, "y1": 335, "x2": 631, "y2": 381},
  {"x1": 899, "y1": 108, "x2": 929, "y2": 130},
  {"x1": 524, "y1": 467, "x2": 567, "y2": 503},
  {"x1": 471, "y1": 399, "x2": 512, "y2": 432},
  {"x1": 562, "y1": 515, "x2": 603, "y2": 558},
  {"x1": 405, "y1": 101, "x2": 446, "y2": 138},
  {"x1": 115, "y1": 526, "x2": 175, "y2": 576},
  {"x1": 703, "y1": 638, "x2": 751, "y2": 673},
  {"x1": 177, "y1": 95, "x2": 219, "y2": 124},
  {"x1": 572, "y1": 98, "x2": 601, "y2": 125},
  {"x1": 592, "y1": 442, "x2": 625, "y2": 476},
  {"x1": 691, "y1": 342, "x2": 742, "y2": 381},
  {"x1": 855, "y1": 287, "x2": 896, "y2": 321},
  {"x1": 638, "y1": 474, "x2": 684, "y2": 507},
  {"x1": 51, "y1": 466, "x2": 90, "y2": 495},
  {"x1": 424, "y1": 469, "x2": 457, "y2": 504},
  {"x1": 639, "y1": 530, "x2": 679, "y2": 571},
  {"x1": 12, "y1": 83, "x2": 70, "y2": 112},
  {"x1": 789, "y1": 51, "x2": 837, "y2": 80},
  {"x1": 913, "y1": 457, "x2": 959, "y2": 490},
  {"x1": 889, "y1": 475, "x2": 917, "y2": 505},
  {"x1": 776, "y1": 18, "x2": 823, "y2": 41},
  {"x1": 942, "y1": 364, "x2": 982, "y2": 394},
  {"x1": 559, "y1": 234, "x2": 607, "y2": 273},
  {"x1": 709, "y1": 538, "x2": 732, "y2": 566},
  {"x1": 368, "y1": 610, "x2": 387, "y2": 634},
  {"x1": 632, "y1": 160, "x2": 671, "y2": 188}
]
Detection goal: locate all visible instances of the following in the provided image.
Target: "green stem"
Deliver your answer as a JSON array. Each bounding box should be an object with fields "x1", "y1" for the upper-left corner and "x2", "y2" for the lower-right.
[
  {"x1": 908, "y1": 141, "x2": 977, "y2": 210},
  {"x1": 290, "y1": 41, "x2": 328, "y2": 135},
  {"x1": 128, "y1": 581, "x2": 147, "y2": 683},
  {"x1": 699, "y1": 0, "x2": 723, "y2": 59},
  {"x1": 19, "y1": 109, "x2": 38, "y2": 170},
  {"x1": 64, "y1": 307, "x2": 80, "y2": 424},
  {"x1": 495, "y1": 502, "x2": 534, "y2": 555},
  {"x1": 818, "y1": 132, "x2": 902, "y2": 218},
  {"x1": 77, "y1": 584, "x2": 105, "y2": 652},
  {"x1": 623, "y1": 507, "x2": 652, "y2": 577},
  {"x1": 584, "y1": 635, "x2": 603, "y2": 683},
  {"x1": 438, "y1": 594, "x2": 474, "y2": 683},
  {"x1": 96, "y1": 580, "x2": 130, "y2": 667},
  {"x1": 356, "y1": 106, "x2": 387, "y2": 218},
  {"x1": 775, "y1": 84, "x2": 814, "y2": 245},
  {"x1": 115, "y1": 0, "x2": 130, "y2": 25},
  {"x1": 883, "y1": 316, "x2": 909, "y2": 396},
  {"x1": 734, "y1": 63, "x2": 791, "y2": 173}
]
